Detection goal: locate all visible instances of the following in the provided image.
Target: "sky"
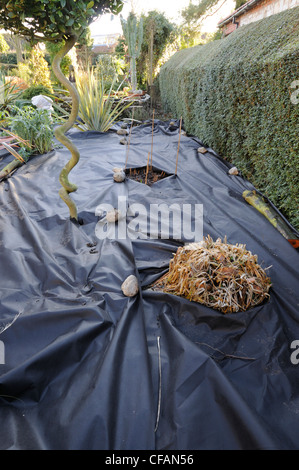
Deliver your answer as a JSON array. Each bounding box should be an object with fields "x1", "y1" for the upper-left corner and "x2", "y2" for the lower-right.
[{"x1": 89, "y1": 0, "x2": 236, "y2": 37}]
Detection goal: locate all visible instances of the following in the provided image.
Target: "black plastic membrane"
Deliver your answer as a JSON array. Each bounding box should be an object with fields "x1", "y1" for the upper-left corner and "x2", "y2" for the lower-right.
[{"x1": 0, "y1": 120, "x2": 298, "y2": 450}]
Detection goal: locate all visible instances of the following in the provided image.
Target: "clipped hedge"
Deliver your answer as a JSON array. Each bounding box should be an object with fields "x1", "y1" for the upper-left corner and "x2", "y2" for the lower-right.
[
  {"x1": 0, "y1": 52, "x2": 18, "y2": 64},
  {"x1": 159, "y1": 7, "x2": 299, "y2": 230}
]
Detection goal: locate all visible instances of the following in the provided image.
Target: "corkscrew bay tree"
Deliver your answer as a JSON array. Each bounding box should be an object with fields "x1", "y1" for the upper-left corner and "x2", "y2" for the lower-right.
[{"x1": 0, "y1": 0, "x2": 124, "y2": 222}]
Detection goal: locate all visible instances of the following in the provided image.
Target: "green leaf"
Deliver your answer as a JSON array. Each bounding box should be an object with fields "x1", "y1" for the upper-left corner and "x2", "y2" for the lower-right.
[
  {"x1": 66, "y1": 18, "x2": 74, "y2": 26},
  {"x1": 86, "y1": 1, "x2": 94, "y2": 9},
  {"x1": 60, "y1": 0, "x2": 66, "y2": 7}
]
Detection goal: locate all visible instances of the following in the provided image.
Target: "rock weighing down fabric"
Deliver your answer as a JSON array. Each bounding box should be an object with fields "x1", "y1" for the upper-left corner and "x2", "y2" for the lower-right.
[{"x1": 0, "y1": 120, "x2": 298, "y2": 450}]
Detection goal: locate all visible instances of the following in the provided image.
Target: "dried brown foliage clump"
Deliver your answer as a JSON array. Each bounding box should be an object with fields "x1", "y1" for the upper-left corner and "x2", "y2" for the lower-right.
[{"x1": 152, "y1": 235, "x2": 272, "y2": 313}]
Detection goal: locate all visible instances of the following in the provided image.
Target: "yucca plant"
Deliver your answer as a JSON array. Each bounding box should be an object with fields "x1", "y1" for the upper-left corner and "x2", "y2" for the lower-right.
[
  {"x1": 0, "y1": 72, "x2": 23, "y2": 112},
  {"x1": 75, "y1": 67, "x2": 132, "y2": 132}
]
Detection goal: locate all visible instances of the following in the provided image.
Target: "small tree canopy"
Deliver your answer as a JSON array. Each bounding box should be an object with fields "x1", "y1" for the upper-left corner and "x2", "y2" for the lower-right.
[
  {"x1": 182, "y1": 0, "x2": 220, "y2": 24},
  {"x1": 0, "y1": 0, "x2": 124, "y2": 43},
  {"x1": 137, "y1": 10, "x2": 174, "y2": 87},
  {"x1": 182, "y1": 0, "x2": 244, "y2": 25}
]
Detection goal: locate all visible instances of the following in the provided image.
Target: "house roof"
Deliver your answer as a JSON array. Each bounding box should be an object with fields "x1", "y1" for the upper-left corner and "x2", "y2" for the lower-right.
[
  {"x1": 92, "y1": 45, "x2": 116, "y2": 54},
  {"x1": 217, "y1": 0, "x2": 262, "y2": 26}
]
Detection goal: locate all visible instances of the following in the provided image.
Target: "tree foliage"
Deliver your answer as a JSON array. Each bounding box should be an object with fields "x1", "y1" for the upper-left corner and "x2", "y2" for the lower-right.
[
  {"x1": 137, "y1": 10, "x2": 174, "y2": 87},
  {"x1": 96, "y1": 54, "x2": 126, "y2": 89},
  {"x1": 180, "y1": 0, "x2": 230, "y2": 49},
  {"x1": 0, "y1": 0, "x2": 124, "y2": 43},
  {"x1": 181, "y1": 0, "x2": 221, "y2": 24},
  {"x1": 28, "y1": 45, "x2": 53, "y2": 90},
  {"x1": 176, "y1": 22, "x2": 203, "y2": 50},
  {"x1": 75, "y1": 27, "x2": 94, "y2": 68},
  {"x1": 235, "y1": 0, "x2": 247, "y2": 8},
  {"x1": 181, "y1": 0, "x2": 247, "y2": 25}
]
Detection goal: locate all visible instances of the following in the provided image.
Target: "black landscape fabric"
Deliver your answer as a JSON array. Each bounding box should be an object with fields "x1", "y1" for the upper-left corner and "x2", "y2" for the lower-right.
[{"x1": 0, "y1": 120, "x2": 298, "y2": 450}]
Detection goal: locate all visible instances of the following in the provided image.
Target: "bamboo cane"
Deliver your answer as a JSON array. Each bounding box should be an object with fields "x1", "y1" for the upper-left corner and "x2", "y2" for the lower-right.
[
  {"x1": 124, "y1": 108, "x2": 135, "y2": 172},
  {"x1": 150, "y1": 108, "x2": 155, "y2": 170},
  {"x1": 175, "y1": 117, "x2": 182, "y2": 176},
  {"x1": 145, "y1": 151, "x2": 150, "y2": 185}
]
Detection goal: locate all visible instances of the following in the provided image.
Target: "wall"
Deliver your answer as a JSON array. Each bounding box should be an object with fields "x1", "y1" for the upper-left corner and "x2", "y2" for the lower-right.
[
  {"x1": 239, "y1": 0, "x2": 299, "y2": 26},
  {"x1": 222, "y1": 0, "x2": 299, "y2": 35}
]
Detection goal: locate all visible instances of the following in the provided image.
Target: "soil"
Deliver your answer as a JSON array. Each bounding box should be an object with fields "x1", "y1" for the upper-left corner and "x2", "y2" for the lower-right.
[{"x1": 125, "y1": 166, "x2": 170, "y2": 186}]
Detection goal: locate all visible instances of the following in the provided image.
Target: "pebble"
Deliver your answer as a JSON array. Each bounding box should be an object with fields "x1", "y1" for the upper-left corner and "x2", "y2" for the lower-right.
[
  {"x1": 197, "y1": 147, "x2": 208, "y2": 154},
  {"x1": 113, "y1": 171, "x2": 126, "y2": 183},
  {"x1": 117, "y1": 128, "x2": 128, "y2": 136},
  {"x1": 228, "y1": 166, "x2": 239, "y2": 175},
  {"x1": 106, "y1": 209, "x2": 121, "y2": 223},
  {"x1": 121, "y1": 275, "x2": 139, "y2": 297}
]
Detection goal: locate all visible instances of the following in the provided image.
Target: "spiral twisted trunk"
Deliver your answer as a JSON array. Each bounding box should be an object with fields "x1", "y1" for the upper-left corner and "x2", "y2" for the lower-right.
[{"x1": 52, "y1": 36, "x2": 80, "y2": 221}]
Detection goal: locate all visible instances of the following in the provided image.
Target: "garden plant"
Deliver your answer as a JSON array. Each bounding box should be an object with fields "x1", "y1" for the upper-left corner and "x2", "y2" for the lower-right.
[
  {"x1": 75, "y1": 67, "x2": 132, "y2": 133},
  {"x1": 0, "y1": 0, "x2": 124, "y2": 222},
  {"x1": 0, "y1": 105, "x2": 53, "y2": 179},
  {"x1": 120, "y1": 11, "x2": 143, "y2": 93}
]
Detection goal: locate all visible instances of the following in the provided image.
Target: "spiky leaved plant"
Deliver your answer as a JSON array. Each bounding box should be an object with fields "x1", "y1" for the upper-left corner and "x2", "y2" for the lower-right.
[
  {"x1": 75, "y1": 67, "x2": 132, "y2": 132},
  {"x1": 0, "y1": 0, "x2": 124, "y2": 222},
  {"x1": 121, "y1": 11, "x2": 143, "y2": 93}
]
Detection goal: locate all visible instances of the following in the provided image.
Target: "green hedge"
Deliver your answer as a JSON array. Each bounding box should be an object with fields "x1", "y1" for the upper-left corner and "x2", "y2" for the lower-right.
[
  {"x1": 0, "y1": 52, "x2": 51, "y2": 65},
  {"x1": 0, "y1": 52, "x2": 18, "y2": 64},
  {"x1": 159, "y1": 7, "x2": 299, "y2": 230}
]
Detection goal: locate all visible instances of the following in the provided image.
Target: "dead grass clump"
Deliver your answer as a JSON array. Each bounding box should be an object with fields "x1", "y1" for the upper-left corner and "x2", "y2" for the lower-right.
[{"x1": 152, "y1": 235, "x2": 272, "y2": 313}]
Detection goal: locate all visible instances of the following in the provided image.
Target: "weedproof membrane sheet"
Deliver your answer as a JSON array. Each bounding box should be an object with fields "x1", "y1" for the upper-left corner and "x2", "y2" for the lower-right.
[{"x1": 0, "y1": 120, "x2": 298, "y2": 452}]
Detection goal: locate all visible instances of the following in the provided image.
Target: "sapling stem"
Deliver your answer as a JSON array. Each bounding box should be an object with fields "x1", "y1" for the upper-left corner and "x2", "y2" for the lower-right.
[
  {"x1": 175, "y1": 116, "x2": 182, "y2": 176},
  {"x1": 124, "y1": 108, "x2": 134, "y2": 171},
  {"x1": 145, "y1": 151, "x2": 150, "y2": 185},
  {"x1": 150, "y1": 108, "x2": 155, "y2": 170}
]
